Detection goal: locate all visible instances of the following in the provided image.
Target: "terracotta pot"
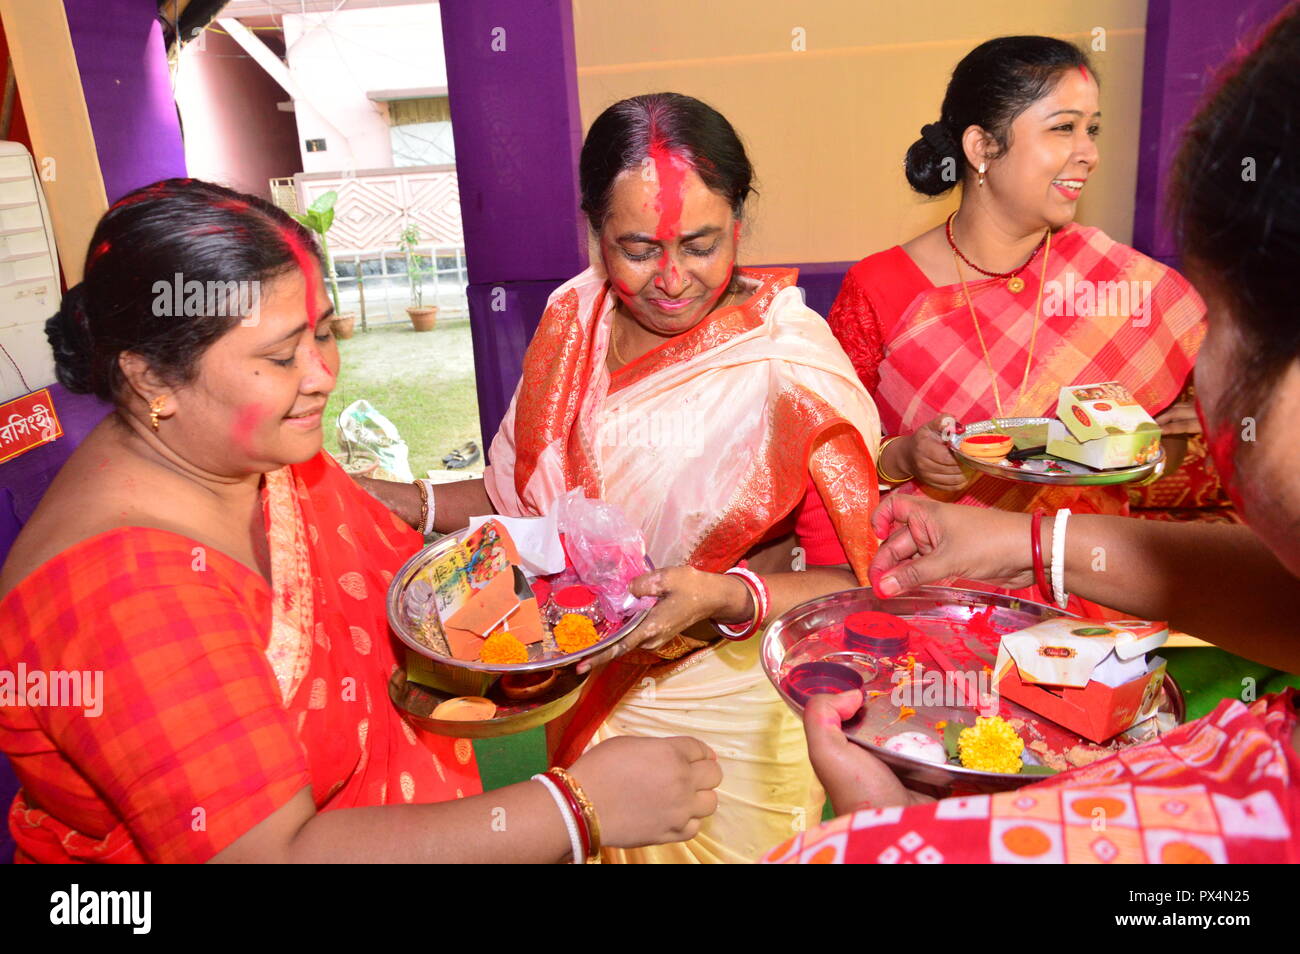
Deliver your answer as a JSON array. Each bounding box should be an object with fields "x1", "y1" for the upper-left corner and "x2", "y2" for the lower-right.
[
  {"x1": 406, "y1": 305, "x2": 438, "y2": 332},
  {"x1": 331, "y1": 313, "x2": 357, "y2": 339}
]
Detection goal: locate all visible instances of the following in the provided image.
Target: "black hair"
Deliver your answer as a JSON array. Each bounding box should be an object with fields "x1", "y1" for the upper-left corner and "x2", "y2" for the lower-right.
[
  {"x1": 905, "y1": 35, "x2": 1095, "y2": 196},
  {"x1": 46, "y1": 178, "x2": 322, "y2": 402},
  {"x1": 1170, "y1": 5, "x2": 1300, "y2": 420},
  {"x1": 579, "y1": 92, "x2": 755, "y2": 232}
]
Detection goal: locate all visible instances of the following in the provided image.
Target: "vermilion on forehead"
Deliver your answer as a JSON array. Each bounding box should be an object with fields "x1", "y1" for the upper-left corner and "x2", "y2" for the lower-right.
[{"x1": 278, "y1": 225, "x2": 323, "y2": 329}]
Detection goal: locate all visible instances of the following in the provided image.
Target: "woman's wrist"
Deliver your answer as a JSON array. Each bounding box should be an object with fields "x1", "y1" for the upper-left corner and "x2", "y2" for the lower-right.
[
  {"x1": 355, "y1": 476, "x2": 424, "y2": 529},
  {"x1": 712, "y1": 570, "x2": 754, "y2": 624},
  {"x1": 877, "y1": 434, "x2": 915, "y2": 484}
]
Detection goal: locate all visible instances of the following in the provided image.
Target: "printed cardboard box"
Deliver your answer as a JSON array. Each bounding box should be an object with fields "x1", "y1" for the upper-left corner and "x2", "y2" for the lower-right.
[
  {"x1": 1046, "y1": 381, "x2": 1162, "y2": 469},
  {"x1": 993, "y1": 618, "x2": 1169, "y2": 743}
]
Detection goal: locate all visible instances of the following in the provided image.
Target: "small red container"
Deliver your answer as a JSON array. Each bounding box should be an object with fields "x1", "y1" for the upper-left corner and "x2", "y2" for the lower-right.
[
  {"x1": 547, "y1": 584, "x2": 603, "y2": 627},
  {"x1": 843, "y1": 611, "x2": 911, "y2": 656}
]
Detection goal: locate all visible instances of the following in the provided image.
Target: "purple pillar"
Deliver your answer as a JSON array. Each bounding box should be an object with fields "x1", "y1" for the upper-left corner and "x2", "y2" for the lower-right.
[
  {"x1": 63, "y1": 0, "x2": 187, "y2": 203},
  {"x1": 1134, "y1": 0, "x2": 1290, "y2": 266},
  {"x1": 439, "y1": 0, "x2": 587, "y2": 448}
]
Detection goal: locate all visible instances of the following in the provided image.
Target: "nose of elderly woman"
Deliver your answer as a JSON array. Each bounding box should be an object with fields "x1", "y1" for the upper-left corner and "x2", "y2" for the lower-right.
[{"x1": 653, "y1": 254, "x2": 691, "y2": 297}]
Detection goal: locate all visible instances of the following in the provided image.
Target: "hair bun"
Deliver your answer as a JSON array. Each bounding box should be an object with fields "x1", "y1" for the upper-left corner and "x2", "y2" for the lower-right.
[
  {"x1": 920, "y1": 122, "x2": 957, "y2": 157},
  {"x1": 45, "y1": 283, "x2": 96, "y2": 394},
  {"x1": 905, "y1": 123, "x2": 964, "y2": 197}
]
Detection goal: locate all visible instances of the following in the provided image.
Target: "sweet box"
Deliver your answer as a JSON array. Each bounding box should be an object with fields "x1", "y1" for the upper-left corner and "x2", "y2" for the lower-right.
[
  {"x1": 1045, "y1": 381, "x2": 1162, "y2": 469},
  {"x1": 993, "y1": 617, "x2": 1169, "y2": 743}
]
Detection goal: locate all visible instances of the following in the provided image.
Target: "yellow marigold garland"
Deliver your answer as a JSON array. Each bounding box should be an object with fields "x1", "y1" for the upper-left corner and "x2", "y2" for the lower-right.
[{"x1": 958, "y1": 715, "x2": 1024, "y2": 774}]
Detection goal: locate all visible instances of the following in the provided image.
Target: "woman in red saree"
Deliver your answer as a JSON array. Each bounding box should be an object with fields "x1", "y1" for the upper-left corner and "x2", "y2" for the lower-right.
[
  {"x1": 0, "y1": 180, "x2": 719, "y2": 863},
  {"x1": 772, "y1": 9, "x2": 1300, "y2": 864},
  {"x1": 362, "y1": 93, "x2": 883, "y2": 862},
  {"x1": 827, "y1": 37, "x2": 1208, "y2": 612}
]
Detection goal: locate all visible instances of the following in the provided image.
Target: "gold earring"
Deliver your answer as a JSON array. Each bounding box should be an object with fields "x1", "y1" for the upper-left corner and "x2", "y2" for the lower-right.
[
  {"x1": 149, "y1": 396, "x2": 166, "y2": 431},
  {"x1": 978, "y1": 162, "x2": 987, "y2": 187}
]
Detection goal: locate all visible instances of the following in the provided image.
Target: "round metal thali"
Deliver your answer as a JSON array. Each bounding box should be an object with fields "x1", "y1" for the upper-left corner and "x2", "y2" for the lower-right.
[
  {"x1": 949, "y1": 416, "x2": 1165, "y2": 487},
  {"x1": 761, "y1": 585, "x2": 1184, "y2": 796}
]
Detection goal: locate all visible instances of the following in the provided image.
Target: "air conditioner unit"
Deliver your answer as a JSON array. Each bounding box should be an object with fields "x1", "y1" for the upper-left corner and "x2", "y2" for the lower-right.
[{"x1": 0, "y1": 140, "x2": 61, "y2": 402}]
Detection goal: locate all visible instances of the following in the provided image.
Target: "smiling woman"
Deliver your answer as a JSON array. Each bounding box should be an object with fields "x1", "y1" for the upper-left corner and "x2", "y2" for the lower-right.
[
  {"x1": 826, "y1": 35, "x2": 1208, "y2": 618},
  {"x1": 0, "y1": 179, "x2": 722, "y2": 864}
]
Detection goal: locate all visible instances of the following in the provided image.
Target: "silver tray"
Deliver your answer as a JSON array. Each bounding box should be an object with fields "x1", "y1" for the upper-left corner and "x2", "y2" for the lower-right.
[
  {"x1": 386, "y1": 527, "x2": 653, "y2": 675},
  {"x1": 949, "y1": 416, "x2": 1164, "y2": 486},
  {"x1": 761, "y1": 585, "x2": 1184, "y2": 797}
]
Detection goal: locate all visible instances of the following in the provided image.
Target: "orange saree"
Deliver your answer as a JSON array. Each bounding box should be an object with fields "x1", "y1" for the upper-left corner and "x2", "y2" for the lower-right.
[{"x1": 0, "y1": 452, "x2": 479, "y2": 863}]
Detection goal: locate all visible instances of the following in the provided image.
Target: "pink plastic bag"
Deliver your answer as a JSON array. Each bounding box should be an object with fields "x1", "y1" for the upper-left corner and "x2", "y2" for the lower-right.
[{"x1": 553, "y1": 489, "x2": 656, "y2": 621}]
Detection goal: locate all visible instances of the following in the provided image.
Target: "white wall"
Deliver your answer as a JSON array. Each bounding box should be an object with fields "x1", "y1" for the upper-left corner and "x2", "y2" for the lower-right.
[{"x1": 283, "y1": 3, "x2": 447, "y2": 174}]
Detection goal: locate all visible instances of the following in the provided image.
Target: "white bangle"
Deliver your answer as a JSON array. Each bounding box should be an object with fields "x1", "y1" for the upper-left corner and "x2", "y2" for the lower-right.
[
  {"x1": 1051, "y1": 508, "x2": 1072, "y2": 610},
  {"x1": 532, "y1": 773, "x2": 583, "y2": 864},
  {"x1": 417, "y1": 478, "x2": 437, "y2": 536}
]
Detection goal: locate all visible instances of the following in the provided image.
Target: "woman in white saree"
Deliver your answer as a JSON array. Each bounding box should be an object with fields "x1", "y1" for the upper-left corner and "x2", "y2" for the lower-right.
[{"x1": 363, "y1": 93, "x2": 882, "y2": 862}]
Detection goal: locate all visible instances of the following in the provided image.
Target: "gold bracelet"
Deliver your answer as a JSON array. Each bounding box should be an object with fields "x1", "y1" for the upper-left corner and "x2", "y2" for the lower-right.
[
  {"x1": 548, "y1": 766, "x2": 602, "y2": 863},
  {"x1": 412, "y1": 478, "x2": 430, "y2": 533},
  {"x1": 876, "y1": 435, "x2": 914, "y2": 484}
]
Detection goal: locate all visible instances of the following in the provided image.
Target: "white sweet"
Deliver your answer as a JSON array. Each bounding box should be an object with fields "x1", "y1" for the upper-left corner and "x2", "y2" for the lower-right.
[{"x1": 882, "y1": 731, "x2": 947, "y2": 764}]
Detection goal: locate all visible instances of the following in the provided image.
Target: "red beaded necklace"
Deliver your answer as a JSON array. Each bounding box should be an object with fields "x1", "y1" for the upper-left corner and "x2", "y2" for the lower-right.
[{"x1": 945, "y1": 210, "x2": 1048, "y2": 293}]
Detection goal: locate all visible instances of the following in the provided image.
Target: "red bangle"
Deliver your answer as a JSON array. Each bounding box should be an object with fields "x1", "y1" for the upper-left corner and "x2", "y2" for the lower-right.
[
  {"x1": 546, "y1": 769, "x2": 591, "y2": 860},
  {"x1": 1030, "y1": 510, "x2": 1053, "y2": 604}
]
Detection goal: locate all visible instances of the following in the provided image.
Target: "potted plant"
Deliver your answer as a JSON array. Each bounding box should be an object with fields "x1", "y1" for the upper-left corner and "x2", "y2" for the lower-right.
[
  {"x1": 292, "y1": 190, "x2": 358, "y2": 338},
  {"x1": 398, "y1": 224, "x2": 438, "y2": 331}
]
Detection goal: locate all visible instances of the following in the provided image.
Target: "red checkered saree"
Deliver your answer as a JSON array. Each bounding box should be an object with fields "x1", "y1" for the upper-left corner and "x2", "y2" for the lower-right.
[
  {"x1": 828, "y1": 225, "x2": 1206, "y2": 610},
  {"x1": 764, "y1": 689, "x2": 1300, "y2": 864},
  {"x1": 484, "y1": 265, "x2": 883, "y2": 766},
  {"x1": 0, "y1": 452, "x2": 479, "y2": 863}
]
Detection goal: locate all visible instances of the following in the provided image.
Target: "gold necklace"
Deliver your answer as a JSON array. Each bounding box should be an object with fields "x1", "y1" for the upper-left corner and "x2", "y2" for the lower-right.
[
  {"x1": 609, "y1": 286, "x2": 737, "y2": 368},
  {"x1": 952, "y1": 226, "x2": 1052, "y2": 420}
]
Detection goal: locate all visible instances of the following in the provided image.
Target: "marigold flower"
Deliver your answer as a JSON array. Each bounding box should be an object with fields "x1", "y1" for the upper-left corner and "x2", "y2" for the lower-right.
[
  {"x1": 958, "y1": 715, "x2": 1024, "y2": 774},
  {"x1": 480, "y1": 631, "x2": 528, "y2": 665},
  {"x1": 554, "y1": 613, "x2": 599, "y2": 653}
]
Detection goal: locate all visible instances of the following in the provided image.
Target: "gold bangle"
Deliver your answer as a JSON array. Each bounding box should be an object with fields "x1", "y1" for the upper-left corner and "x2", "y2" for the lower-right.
[
  {"x1": 876, "y1": 436, "x2": 914, "y2": 484},
  {"x1": 548, "y1": 766, "x2": 602, "y2": 863},
  {"x1": 412, "y1": 478, "x2": 430, "y2": 533}
]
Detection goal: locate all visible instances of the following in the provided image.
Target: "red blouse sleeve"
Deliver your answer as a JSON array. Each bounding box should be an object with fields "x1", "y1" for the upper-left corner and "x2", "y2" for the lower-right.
[
  {"x1": 794, "y1": 473, "x2": 849, "y2": 567},
  {"x1": 827, "y1": 268, "x2": 887, "y2": 396}
]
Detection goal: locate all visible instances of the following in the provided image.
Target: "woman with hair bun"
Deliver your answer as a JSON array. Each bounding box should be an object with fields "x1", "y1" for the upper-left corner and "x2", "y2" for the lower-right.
[
  {"x1": 828, "y1": 36, "x2": 1212, "y2": 615},
  {"x1": 776, "y1": 7, "x2": 1300, "y2": 863},
  {"x1": 0, "y1": 179, "x2": 722, "y2": 863}
]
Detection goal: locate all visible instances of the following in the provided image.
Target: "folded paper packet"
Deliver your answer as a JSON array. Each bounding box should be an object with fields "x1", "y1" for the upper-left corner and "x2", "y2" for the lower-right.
[
  {"x1": 993, "y1": 618, "x2": 1169, "y2": 743},
  {"x1": 443, "y1": 568, "x2": 544, "y2": 659},
  {"x1": 1046, "y1": 380, "x2": 1162, "y2": 469}
]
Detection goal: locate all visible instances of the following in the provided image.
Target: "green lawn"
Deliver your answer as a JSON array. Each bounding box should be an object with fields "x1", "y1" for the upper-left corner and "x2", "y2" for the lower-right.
[{"x1": 323, "y1": 316, "x2": 484, "y2": 479}]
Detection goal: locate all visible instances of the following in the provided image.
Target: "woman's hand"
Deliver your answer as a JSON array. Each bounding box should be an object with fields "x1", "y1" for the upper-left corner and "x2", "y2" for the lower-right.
[
  {"x1": 1154, "y1": 401, "x2": 1202, "y2": 438},
  {"x1": 569, "y1": 735, "x2": 722, "y2": 847},
  {"x1": 898, "y1": 414, "x2": 970, "y2": 491},
  {"x1": 575, "y1": 566, "x2": 747, "y2": 673},
  {"x1": 868, "y1": 493, "x2": 1035, "y2": 596},
  {"x1": 802, "y1": 691, "x2": 933, "y2": 815}
]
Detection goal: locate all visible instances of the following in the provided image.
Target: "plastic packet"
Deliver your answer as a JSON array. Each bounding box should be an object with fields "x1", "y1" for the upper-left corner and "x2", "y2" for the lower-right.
[
  {"x1": 335, "y1": 399, "x2": 414, "y2": 482},
  {"x1": 552, "y1": 488, "x2": 656, "y2": 620}
]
